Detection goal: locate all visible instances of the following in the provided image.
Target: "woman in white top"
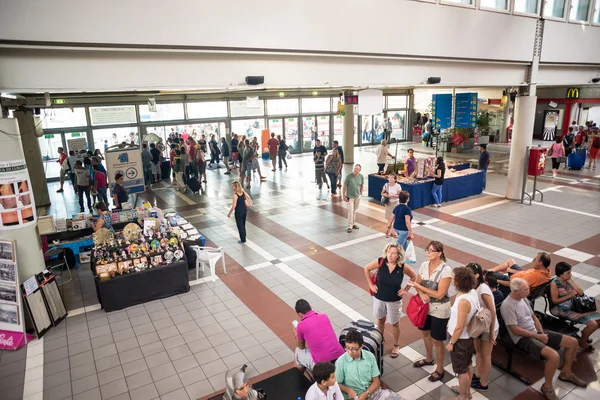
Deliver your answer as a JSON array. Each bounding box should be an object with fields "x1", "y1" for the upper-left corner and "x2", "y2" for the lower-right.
[
  {"x1": 376, "y1": 140, "x2": 396, "y2": 173},
  {"x1": 466, "y1": 263, "x2": 498, "y2": 392},
  {"x1": 406, "y1": 241, "x2": 452, "y2": 382},
  {"x1": 381, "y1": 174, "x2": 401, "y2": 237},
  {"x1": 446, "y1": 267, "x2": 478, "y2": 400}
]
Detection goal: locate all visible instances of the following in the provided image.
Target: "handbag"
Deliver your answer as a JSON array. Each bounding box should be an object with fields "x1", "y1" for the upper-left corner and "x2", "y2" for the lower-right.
[
  {"x1": 406, "y1": 295, "x2": 428, "y2": 329},
  {"x1": 243, "y1": 192, "x2": 253, "y2": 207},
  {"x1": 369, "y1": 258, "x2": 385, "y2": 296},
  {"x1": 572, "y1": 295, "x2": 597, "y2": 313},
  {"x1": 381, "y1": 183, "x2": 390, "y2": 204},
  {"x1": 467, "y1": 295, "x2": 492, "y2": 338}
]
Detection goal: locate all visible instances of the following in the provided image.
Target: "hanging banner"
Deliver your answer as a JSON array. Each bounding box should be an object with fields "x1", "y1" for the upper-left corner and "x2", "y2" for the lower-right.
[
  {"x1": 105, "y1": 147, "x2": 145, "y2": 194},
  {"x1": 0, "y1": 160, "x2": 37, "y2": 230},
  {"x1": 89, "y1": 106, "x2": 137, "y2": 126}
]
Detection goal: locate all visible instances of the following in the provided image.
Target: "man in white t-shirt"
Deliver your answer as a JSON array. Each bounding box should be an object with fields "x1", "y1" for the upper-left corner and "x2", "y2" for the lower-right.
[
  {"x1": 305, "y1": 362, "x2": 343, "y2": 400},
  {"x1": 500, "y1": 278, "x2": 586, "y2": 400}
]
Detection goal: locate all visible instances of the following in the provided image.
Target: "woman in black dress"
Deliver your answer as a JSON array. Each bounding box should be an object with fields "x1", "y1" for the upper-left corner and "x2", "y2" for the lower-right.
[{"x1": 227, "y1": 181, "x2": 252, "y2": 243}]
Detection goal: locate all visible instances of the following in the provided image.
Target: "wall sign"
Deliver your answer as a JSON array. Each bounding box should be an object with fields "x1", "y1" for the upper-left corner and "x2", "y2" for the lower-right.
[
  {"x1": 90, "y1": 106, "x2": 137, "y2": 126},
  {"x1": 0, "y1": 160, "x2": 37, "y2": 230},
  {"x1": 432, "y1": 94, "x2": 452, "y2": 130},
  {"x1": 566, "y1": 87, "x2": 580, "y2": 99},
  {"x1": 106, "y1": 147, "x2": 145, "y2": 194},
  {"x1": 455, "y1": 93, "x2": 478, "y2": 129}
]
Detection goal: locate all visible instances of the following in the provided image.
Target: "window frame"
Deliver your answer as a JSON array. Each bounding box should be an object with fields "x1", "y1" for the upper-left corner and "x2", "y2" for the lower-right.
[
  {"x1": 440, "y1": 0, "x2": 477, "y2": 10},
  {"x1": 540, "y1": 0, "x2": 568, "y2": 20},
  {"x1": 478, "y1": 0, "x2": 512, "y2": 14},
  {"x1": 567, "y1": 0, "x2": 594, "y2": 23},
  {"x1": 593, "y1": 0, "x2": 600, "y2": 25},
  {"x1": 511, "y1": 0, "x2": 542, "y2": 16}
]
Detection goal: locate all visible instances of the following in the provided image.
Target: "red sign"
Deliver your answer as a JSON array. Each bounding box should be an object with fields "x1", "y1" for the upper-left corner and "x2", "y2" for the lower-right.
[
  {"x1": 0, "y1": 331, "x2": 35, "y2": 351},
  {"x1": 528, "y1": 147, "x2": 548, "y2": 176},
  {"x1": 344, "y1": 95, "x2": 359, "y2": 105}
]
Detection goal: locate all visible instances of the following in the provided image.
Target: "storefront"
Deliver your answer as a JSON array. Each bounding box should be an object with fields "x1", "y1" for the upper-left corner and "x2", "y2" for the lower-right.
[{"x1": 30, "y1": 93, "x2": 410, "y2": 181}]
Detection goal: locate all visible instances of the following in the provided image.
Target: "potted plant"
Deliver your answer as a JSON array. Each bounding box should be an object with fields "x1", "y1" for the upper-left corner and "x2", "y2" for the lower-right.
[
  {"x1": 451, "y1": 128, "x2": 475, "y2": 152},
  {"x1": 477, "y1": 110, "x2": 495, "y2": 145}
]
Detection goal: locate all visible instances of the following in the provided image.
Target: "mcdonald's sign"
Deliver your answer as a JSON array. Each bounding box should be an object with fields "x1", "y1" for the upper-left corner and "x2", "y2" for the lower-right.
[{"x1": 566, "y1": 87, "x2": 580, "y2": 99}]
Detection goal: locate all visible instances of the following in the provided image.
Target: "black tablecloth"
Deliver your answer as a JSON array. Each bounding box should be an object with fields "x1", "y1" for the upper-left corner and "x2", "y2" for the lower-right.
[
  {"x1": 183, "y1": 238, "x2": 207, "y2": 270},
  {"x1": 43, "y1": 221, "x2": 133, "y2": 242},
  {"x1": 93, "y1": 260, "x2": 190, "y2": 312}
]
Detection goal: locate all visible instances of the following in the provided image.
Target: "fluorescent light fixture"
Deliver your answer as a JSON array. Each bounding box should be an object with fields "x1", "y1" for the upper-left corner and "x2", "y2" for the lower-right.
[{"x1": 0, "y1": 93, "x2": 17, "y2": 99}]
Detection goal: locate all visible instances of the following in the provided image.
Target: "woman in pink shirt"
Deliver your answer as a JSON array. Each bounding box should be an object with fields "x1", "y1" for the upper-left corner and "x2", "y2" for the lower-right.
[
  {"x1": 548, "y1": 136, "x2": 565, "y2": 178},
  {"x1": 93, "y1": 165, "x2": 108, "y2": 205}
]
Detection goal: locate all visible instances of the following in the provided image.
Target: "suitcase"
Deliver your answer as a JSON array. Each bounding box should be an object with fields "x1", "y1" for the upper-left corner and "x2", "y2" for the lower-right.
[
  {"x1": 187, "y1": 177, "x2": 201, "y2": 194},
  {"x1": 161, "y1": 160, "x2": 171, "y2": 180},
  {"x1": 568, "y1": 148, "x2": 586, "y2": 170},
  {"x1": 339, "y1": 319, "x2": 384, "y2": 374}
]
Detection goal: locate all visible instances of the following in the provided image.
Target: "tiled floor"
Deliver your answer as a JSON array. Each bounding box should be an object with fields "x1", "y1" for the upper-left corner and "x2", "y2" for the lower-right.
[{"x1": 2, "y1": 142, "x2": 599, "y2": 400}]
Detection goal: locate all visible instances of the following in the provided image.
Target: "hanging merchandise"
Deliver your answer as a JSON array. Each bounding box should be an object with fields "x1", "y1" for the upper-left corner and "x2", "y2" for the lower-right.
[{"x1": 0, "y1": 159, "x2": 37, "y2": 230}]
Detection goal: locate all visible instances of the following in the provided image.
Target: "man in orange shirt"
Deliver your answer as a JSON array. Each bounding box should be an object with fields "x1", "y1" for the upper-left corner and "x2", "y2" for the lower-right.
[{"x1": 489, "y1": 253, "x2": 552, "y2": 296}]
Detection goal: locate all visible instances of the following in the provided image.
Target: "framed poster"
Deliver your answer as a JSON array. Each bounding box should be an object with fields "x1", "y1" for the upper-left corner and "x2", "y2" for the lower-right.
[
  {"x1": 0, "y1": 160, "x2": 37, "y2": 230},
  {"x1": 542, "y1": 110, "x2": 560, "y2": 141}
]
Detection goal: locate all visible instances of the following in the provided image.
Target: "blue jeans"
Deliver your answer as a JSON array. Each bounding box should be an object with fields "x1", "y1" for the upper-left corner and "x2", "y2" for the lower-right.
[
  {"x1": 143, "y1": 165, "x2": 153, "y2": 185},
  {"x1": 481, "y1": 168, "x2": 487, "y2": 189},
  {"x1": 326, "y1": 172, "x2": 338, "y2": 194},
  {"x1": 395, "y1": 230, "x2": 409, "y2": 250},
  {"x1": 432, "y1": 183, "x2": 443, "y2": 205},
  {"x1": 97, "y1": 186, "x2": 108, "y2": 205},
  {"x1": 496, "y1": 264, "x2": 522, "y2": 297}
]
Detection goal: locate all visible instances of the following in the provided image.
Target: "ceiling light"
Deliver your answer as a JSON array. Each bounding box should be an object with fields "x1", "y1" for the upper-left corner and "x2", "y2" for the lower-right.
[{"x1": 0, "y1": 93, "x2": 17, "y2": 99}]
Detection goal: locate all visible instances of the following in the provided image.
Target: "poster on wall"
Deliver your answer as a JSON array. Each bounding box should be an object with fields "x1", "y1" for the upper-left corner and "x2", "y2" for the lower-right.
[
  {"x1": 67, "y1": 138, "x2": 87, "y2": 155},
  {"x1": 0, "y1": 159, "x2": 37, "y2": 230},
  {"x1": 542, "y1": 110, "x2": 559, "y2": 141},
  {"x1": 105, "y1": 147, "x2": 145, "y2": 194}
]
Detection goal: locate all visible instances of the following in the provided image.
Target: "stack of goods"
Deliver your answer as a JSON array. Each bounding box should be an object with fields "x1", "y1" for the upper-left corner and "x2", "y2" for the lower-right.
[
  {"x1": 446, "y1": 168, "x2": 479, "y2": 178},
  {"x1": 55, "y1": 218, "x2": 67, "y2": 232},
  {"x1": 93, "y1": 220, "x2": 185, "y2": 280},
  {"x1": 164, "y1": 212, "x2": 201, "y2": 241}
]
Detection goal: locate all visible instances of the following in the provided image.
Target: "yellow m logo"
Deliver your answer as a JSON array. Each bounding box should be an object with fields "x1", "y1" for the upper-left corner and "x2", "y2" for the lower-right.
[{"x1": 566, "y1": 88, "x2": 580, "y2": 99}]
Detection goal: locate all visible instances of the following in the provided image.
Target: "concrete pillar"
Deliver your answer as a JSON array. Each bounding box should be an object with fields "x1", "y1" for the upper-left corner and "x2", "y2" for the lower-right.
[
  {"x1": 506, "y1": 95, "x2": 537, "y2": 200},
  {"x1": 342, "y1": 104, "x2": 355, "y2": 164},
  {"x1": 0, "y1": 118, "x2": 47, "y2": 282},
  {"x1": 14, "y1": 110, "x2": 50, "y2": 207},
  {"x1": 500, "y1": 92, "x2": 512, "y2": 143}
]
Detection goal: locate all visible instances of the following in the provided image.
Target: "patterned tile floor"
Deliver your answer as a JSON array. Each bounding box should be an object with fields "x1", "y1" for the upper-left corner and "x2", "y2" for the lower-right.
[{"x1": 1, "y1": 143, "x2": 599, "y2": 400}]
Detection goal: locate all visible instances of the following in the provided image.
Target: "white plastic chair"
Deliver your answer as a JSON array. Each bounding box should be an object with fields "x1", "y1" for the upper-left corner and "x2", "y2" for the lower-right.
[{"x1": 191, "y1": 245, "x2": 226, "y2": 281}]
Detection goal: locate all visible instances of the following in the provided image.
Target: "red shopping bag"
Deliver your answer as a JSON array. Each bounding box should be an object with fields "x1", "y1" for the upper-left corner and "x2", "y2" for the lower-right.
[{"x1": 406, "y1": 295, "x2": 429, "y2": 328}]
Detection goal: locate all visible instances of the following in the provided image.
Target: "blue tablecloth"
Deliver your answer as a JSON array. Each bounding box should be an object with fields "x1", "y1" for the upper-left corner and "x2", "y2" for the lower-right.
[
  {"x1": 451, "y1": 162, "x2": 470, "y2": 171},
  {"x1": 368, "y1": 169, "x2": 484, "y2": 210}
]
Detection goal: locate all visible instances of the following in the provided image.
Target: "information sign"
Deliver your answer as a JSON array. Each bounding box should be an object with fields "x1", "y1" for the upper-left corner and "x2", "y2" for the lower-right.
[
  {"x1": 455, "y1": 93, "x2": 478, "y2": 129},
  {"x1": 105, "y1": 147, "x2": 145, "y2": 194},
  {"x1": 432, "y1": 94, "x2": 452, "y2": 130}
]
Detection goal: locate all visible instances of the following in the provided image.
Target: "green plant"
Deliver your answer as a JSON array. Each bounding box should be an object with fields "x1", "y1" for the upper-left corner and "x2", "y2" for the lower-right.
[
  {"x1": 452, "y1": 128, "x2": 475, "y2": 138},
  {"x1": 477, "y1": 110, "x2": 495, "y2": 133}
]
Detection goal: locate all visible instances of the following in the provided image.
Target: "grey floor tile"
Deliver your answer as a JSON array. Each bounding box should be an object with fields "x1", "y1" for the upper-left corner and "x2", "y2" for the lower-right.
[
  {"x1": 150, "y1": 362, "x2": 177, "y2": 381},
  {"x1": 122, "y1": 358, "x2": 149, "y2": 377},
  {"x1": 146, "y1": 351, "x2": 171, "y2": 368},
  {"x1": 154, "y1": 317, "x2": 175, "y2": 331},
  {"x1": 93, "y1": 343, "x2": 118, "y2": 361},
  {"x1": 155, "y1": 374, "x2": 183, "y2": 396},
  {"x1": 129, "y1": 314, "x2": 152, "y2": 327},
  {"x1": 118, "y1": 347, "x2": 144, "y2": 365},
  {"x1": 242, "y1": 345, "x2": 269, "y2": 362},
  {"x1": 110, "y1": 319, "x2": 133, "y2": 333},
  {"x1": 129, "y1": 383, "x2": 159, "y2": 400},
  {"x1": 167, "y1": 345, "x2": 192, "y2": 361},
  {"x1": 172, "y1": 355, "x2": 199, "y2": 374},
  {"x1": 45, "y1": 336, "x2": 68, "y2": 352},
  {"x1": 200, "y1": 358, "x2": 228, "y2": 379},
  {"x1": 133, "y1": 322, "x2": 156, "y2": 337},
  {"x1": 95, "y1": 354, "x2": 121, "y2": 373},
  {"x1": 115, "y1": 337, "x2": 139, "y2": 353},
  {"x1": 99, "y1": 377, "x2": 128, "y2": 400},
  {"x1": 187, "y1": 339, "x2": 212, "y2": 354},
  {"x1": 158, "y1": 326, "x2": 180, "y2": 340},
  {"x1": 185, "y1": 379, "x2": 215, "y2": 399},
  {"x1": 221, "y1": 352, "x2": 249, "y2": 369},
  {"x1": 98, "y1": 365, "x2": 125, "y2": 385},
  {"x1": 125, "y1": 369, "x2": 153, "y2": 391},
  {"x1": 72, "y1": 387, "x2": 102, "y2": 400},
  {"x1": 194, "y1": 348, "x2": 220, "y2": 366},
  {"x1": 87, "y1": 316, "x2": 109, "y2": 330},
  {"x1": 137, "y1": 331, "x2": 160, "y2": 346},
  {"x1": 44, "y1": 358, "x2": 70, "y2": 376},
  {"x1": 69, "y1": 339, "x2": 93, "y2": 356},
  {"x1": 70, "y1": 361, "x2": 97, "y2": 381},
  {"x1": 207, "y1": 373, "x2": 226, "y2": 391},
  {"x1": 178, "y1": 366, "x2": 206, "y2": 387},
  {"x1": 141, "y1": 341, "x2": 165, "y2": 357},
  {"x1": 46, "y1": 346, "x2": 70, "y2": 363},
  {"x1": 70, "y1": 350, "x2": 95, "y2": 368},
  {"x1": 214, "y1": 342, "x2": 239, "y2": 358},
  {"x1": 161, "y1": 387, "x2": 190, "y2": 400},
  {"x1": 91, "y1": 333, "x2": 115, "y2": 349},
  {"x1": 71, "y1": 373, "x2": 100, "y2": 396},
  {"x1": 89, "y1": 325, "x2": 112, "y2": 339},
  {"x1": 163, "y1": 335, "x2": 187, "y2": 350},
  {"x1": 251, "y1": 355, "x2": 279, "y2": 374}
]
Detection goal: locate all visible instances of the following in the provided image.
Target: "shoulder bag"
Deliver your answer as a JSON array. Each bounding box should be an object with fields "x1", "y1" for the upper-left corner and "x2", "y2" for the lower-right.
[
  {"x1": 467, "y1": 294, "x2": 492, "y2": 338},
  {"x1": 406, "y1": 267, "x2": 443, "y2": 328},
  {"x1": 572, "y1": 295, "x2": 597, "y2": 313},
  {"x1": 369, "y1": 258, "x2": 385, "y2": 296},
  {"x1": 381, "y1": 183, "x2": 390, "y2": 204},
  {"x1": 243, "y1": 192, "x2": 253, "y2": 207}
]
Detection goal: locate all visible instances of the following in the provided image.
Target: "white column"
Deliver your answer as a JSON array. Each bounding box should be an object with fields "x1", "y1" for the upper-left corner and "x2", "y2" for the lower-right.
[
  {"x1": 500, "y1": 92, "x2": 512, "y2": 143},
  {"x1": 342, "y1": 104, "x2": 355, "y2": 164},
  {"x1": 0, "y1": 118, "x2": 47, "y2": 282},
  {"x1": 505, "y1": 95, "x2": 537, "y2": 200}
]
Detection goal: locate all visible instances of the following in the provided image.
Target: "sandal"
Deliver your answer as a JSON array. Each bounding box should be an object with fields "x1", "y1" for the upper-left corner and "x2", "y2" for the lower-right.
[
  {"x1": 347, "y1": 228, "x2": 352, "y2": 233},
  {"x1": 413, "y1": 359, "x2": 435, "y2": 368},
  {"x1": 391, "y1": 344, "x2": 400, "y2": 359},
  {"x1": 428, "y1": 370, "x2": 445, "y2": 382},
  {"x1": 581, "y1": 344, "x2": 595, "y2": 352}
]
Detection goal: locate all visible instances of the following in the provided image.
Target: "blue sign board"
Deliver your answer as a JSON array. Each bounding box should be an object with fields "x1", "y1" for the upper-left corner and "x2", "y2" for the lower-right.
[
  {"x1": 455, "y1": 92, "x2": 478, "y2": 129},
  {"x1": 432, "y1": 94, "x2": 452, "y2": 130}
]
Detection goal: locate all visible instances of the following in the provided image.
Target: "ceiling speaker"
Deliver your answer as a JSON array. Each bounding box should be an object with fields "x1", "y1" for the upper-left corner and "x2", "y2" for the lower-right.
[
  {"x1": 427, "y1": 77, "x2": 441, "y2": 84},
  {"x1": 245, "y1": 76, "x2": 264, "y2": 85}
]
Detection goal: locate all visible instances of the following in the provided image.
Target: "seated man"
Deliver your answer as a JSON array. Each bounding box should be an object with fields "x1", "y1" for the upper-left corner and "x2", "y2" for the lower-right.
[
  {"x1": 488, "y1": 253, "x2": 552, "y2": 296},
  {"x1": 305, "y1": 362, "x2": 343, "y2": 400},
  {"x1": 500, "y1": 278, "x2": 587, "y2": 400},
  {"x1": 335, "y1": 330, "x2": 400, "y2": 400},
  {"x1": 294, "y1": 299, "x2": 345, "y2": 371}
]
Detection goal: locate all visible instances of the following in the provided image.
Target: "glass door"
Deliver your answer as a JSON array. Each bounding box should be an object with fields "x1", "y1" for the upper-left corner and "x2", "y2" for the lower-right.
[
  {"x1": 39, "y1": 131, "x2": 88, "y2": 181},
  {"x1": 354, "y1": 116, "x2": 359, "y2": 146},
  {"x1": 302, "y1": 117, "x2": 316, "y2": 152},
  {"x1": 94, "y1": 127, "x2": 138, "y2": 155},
  {"x1": 387, "y1": 111, "x2": 407, "y2": 141},
  {"x1": 231, "y1": 119, "x2": 265, "y2": 150},
  {"x1": 316, "y1": 115, "x2": 331, "y2": 149},
  {"x1": 268, "y1": 119, "x2": 283, "y2": 140},
  {"x1": 333, "y1": 116, "x2": 343, "y2": 147},
  {"x1": 284, "y1": 118, "x2": 300, "y2": 153}
]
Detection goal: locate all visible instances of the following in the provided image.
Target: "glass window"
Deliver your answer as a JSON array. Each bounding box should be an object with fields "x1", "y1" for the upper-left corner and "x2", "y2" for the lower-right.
[
  {"x1": 480, "y1": 0, "x2": 509, "y2": 9},
  {"x1": 317, "y1": 116, "x2": 331, "y2": 148},
  {"x1": 139, "y1": 103, "x2": 184, "y2": 122},
  {"x1": 514, "y1": 0, "x2": 539, "y2": 14},
  {"x1": 542, "y1": 0, "x2": 567, "y2": 17},
  {"x1": 231, "y1": 119, "x2": 265, "y2": 150},
  {"x1": 302, "y1": 117, "x2": 316, "y2": 152},
  {"x1": 229, "y1": 100, "x2": 265, "y2": 117},
  {"x1": 301, "y1": 98, "x2": 331, "y2": 114},
  {"x1": 39, "y1": 134, "x2": 64, "y2": 180},
  {"x1": 387, "y1": 96, "x2": 407, "y2": 109},
  {"x1": 388, "y1": 111, "x2": 407, "y2": 141},
  {"x1": 41, "y1": 107, "x2": 87, "y2": 129},
  {"x1": 266, "y1": 99, "x2": 299, "y2": 115},
  {"x1": 186, "y1": 101, "x2": 228, "y2": 119},
  {"x1": 569, "y1": 0, "x2": 591, "y2": 21},
  {"x1": 284, "y1": 118, "x2": 300, "y2": 153},
  {"x1": 354, "y1": 115, "x2": 359, "y2": 146},
  {"x1": 443, "y1": 0, "x2": 474, "y2": 5},
  {"x1": 268, "y1": 119, "x2": 283, "y2": 138},
  {"x1": 333, "y1": 116, "x2": 343, "y2": 146},
  {"x1": 89, "y1": 105, "x2": 136, "y2": 126},
  {"x1": 594, "y1": 0, "x2": 600, "y2": 23},
  {"x1": 93, "y1": 127, "x2": 139, "y2": 153}
]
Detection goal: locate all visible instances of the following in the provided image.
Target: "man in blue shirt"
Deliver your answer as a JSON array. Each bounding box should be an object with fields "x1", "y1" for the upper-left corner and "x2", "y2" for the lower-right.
[{"x1": 478, "y1": 144, "x2": 490, "y2": 190}]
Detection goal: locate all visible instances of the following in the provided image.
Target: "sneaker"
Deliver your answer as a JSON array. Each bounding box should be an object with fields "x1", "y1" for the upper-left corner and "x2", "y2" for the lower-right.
[
  {"x1": 541, "y1": 384, "x2": 560, "y2": 400},
  {"x1": 558, "y1": 373, "x2": 587, "y2": 387},
  {"x1": 56, "y1": 189, "x2": 64, "y2": 193},
  {"x1": 224, "y1": 171, "x2": 231, "y2": 175},
  {"x1": 471, "y1": 375, "x2": 480, "y2": 383},
  {"x1": 471, "y1": 381, "x2": 488, "y2": 391}
]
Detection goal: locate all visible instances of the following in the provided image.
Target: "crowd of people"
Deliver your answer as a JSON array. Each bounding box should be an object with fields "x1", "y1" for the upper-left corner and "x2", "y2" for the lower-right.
[{"x1": 559, "y1": 121, "x2": 600, "y2": 172}]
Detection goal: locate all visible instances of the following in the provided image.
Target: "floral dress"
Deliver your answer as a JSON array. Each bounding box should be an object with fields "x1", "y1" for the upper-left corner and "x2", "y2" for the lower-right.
[{"x1": 550, "y1": 279, "x2": 600, "y2": 323}]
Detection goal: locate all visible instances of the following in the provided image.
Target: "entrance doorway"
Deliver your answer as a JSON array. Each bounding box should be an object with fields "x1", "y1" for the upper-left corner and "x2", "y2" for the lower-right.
[{"x1": 38, "y1": 131, "x2": 89, "y2": 182}]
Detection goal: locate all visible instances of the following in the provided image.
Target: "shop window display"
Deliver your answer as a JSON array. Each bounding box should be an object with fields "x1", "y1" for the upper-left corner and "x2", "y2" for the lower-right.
[
  {"x1": 316, "y1": 116, "x2": 331, "y2": 148},
  {"x1": 542, "y1": 0, "x2": 567, "y2": 17},
  {"x1": 388, "y1": 111, "x2": 406, "y2": 141},
  {"x1": 302, "y1": 117, "x2": 317, "y2": 152},
  {"x1": 230, "y1": 100, "x2": 264, "y2": 118},
  {"x1": 41, "y1": 108, "x2": 87, "y2": 129},
  {"x1": 387, "y1": 96, "x2": 407, "y2": 109}
]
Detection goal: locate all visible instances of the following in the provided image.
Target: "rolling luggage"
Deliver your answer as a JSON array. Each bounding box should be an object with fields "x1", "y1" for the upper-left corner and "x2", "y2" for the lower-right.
[
  {"x1": 568, "y1": 148, "x2": 586, "y2": 170},
  {"x1": 161, "y1": 160, "x2": 171, "y2": 180},
  {"x1": 187, "y1": 177, "x2": 201, "y2": 194},
  {"x1": 339, "y1": 319, "x2": 384, "y2": 374}
]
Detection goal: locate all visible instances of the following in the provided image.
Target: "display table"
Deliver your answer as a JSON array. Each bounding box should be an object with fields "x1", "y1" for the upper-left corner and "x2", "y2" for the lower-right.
[
  {"x1": 92, "y1": 260, "x2": 190, "y2": 312},
  {"x1": 368, "y1": 169, "x2": 484, "y2": 209},
  {"x1": 450, "y1": 162, "x2": 471, "y2": 171},
  {"x1": 42, "y1": 221, "x2": 132, "y2": 244}
]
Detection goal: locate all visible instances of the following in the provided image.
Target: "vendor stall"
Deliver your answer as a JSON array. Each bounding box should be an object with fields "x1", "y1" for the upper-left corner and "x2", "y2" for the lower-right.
[{"x1": 368, "y1": 166, "x2": 483, "y2": 210}]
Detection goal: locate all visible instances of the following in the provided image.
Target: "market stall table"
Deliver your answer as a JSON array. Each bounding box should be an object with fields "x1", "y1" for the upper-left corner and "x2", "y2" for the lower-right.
[
  {"x1": 368, "y1": 169, "x2": 484, "y2": 210},
  {"x1": 92, "y1": 259, "x2": 190, "y2": 312}
]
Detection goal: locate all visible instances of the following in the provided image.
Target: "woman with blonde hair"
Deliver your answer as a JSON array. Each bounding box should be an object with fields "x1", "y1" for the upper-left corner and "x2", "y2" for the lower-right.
[
  {"x1": 365, "y1": 243, "x2": 417, "y2": 358},
  {"x1": 227, "y1": 180, "x2": 252, "y2": 244}
]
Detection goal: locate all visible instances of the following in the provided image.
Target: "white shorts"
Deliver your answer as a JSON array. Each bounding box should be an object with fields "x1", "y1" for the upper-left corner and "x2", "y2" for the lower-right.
[
  {"x1": 373, "y1": 297, "x2": 402, "y2": 325},
  {"x1": 294, "y1": 347, "x2": 315, "y2": 370}
]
